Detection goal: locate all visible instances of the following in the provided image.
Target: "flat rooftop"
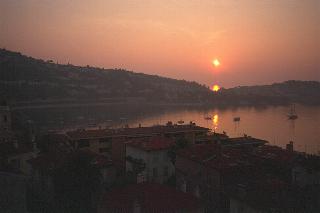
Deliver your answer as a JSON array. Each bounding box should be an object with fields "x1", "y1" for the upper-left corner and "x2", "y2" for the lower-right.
[{"x1": 66, "y1": 123, "x2": 209, "y2": 140}]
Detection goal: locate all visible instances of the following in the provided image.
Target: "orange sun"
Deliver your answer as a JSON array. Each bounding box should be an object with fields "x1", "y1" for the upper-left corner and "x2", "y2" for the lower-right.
[
  {"x1": 212, "y1": 84, "x2": 220, "y2": 92},
  {"x1": 212, "y1": 59, "x2": 220, "y2": 67}
]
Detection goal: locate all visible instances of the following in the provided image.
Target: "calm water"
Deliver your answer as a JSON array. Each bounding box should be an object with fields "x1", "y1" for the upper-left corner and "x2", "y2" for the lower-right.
[
  {"x1": 17, "y1": 104, "x2": 320, "y2": 154},
  {"x1": 128, "y1": 105, "x2": 320, "y2": 154}
]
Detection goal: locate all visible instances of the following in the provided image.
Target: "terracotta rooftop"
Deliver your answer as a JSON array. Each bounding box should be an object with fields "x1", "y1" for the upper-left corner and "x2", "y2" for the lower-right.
[
  {"x1": 66, "y1": 124, "x2": 209, "y2": 140},
  {"x1": 203, "y1": 149, "x2": 251, "y2": 171},
  {"x1": 222, "y1": 136, "x2": 268, "y2": 146},
  {"x1": 176, "y1": 144, "x2": 254, "y2": 171},
  {"x1": 126, "y1": 136, "x2": 175, "y2": 151},
  {"x1": 98, "y1": 183, "x2": 202, "y2": 212},
  {"x1": 253, "y1": 145, "x2": 296, "y2": 163},
  {"x1": 227, "y1": 177, "x2": 290, "y2": 211},
  {"x1": 176, "y1": 143, "x2": 221, "y2": 162}
]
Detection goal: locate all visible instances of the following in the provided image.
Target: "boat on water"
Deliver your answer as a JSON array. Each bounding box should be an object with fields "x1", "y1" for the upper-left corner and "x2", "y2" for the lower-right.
[
  {"x1": 233, "y1": 117, "x2": 240, "y2": 122},
  {"x1": 288, "y1": 104, "x2": 298, "y2": 120},
  {"x1": 177, "y1": 120, "x2": 184, "y2": 124},
  {"x1": 204, "y1": 116, "x2": 212, "y2": 120}
]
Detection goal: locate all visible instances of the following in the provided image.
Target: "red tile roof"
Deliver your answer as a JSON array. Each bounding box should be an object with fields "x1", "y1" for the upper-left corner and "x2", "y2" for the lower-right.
[
  {"x1": 227, "y1": 177, "x2": 289, "y2": 211},
  {"x1": 176, "y1": 144, "x2": 253, "y2": 171},
  {"x1": 98, "y1": 183, "x2": 202, "y2": 212},
  {"x1": 126, "y1": 136, "x2": 174, "y2": 151},
  {"x1": 253, "y1": 145, "x2": 296, "y2": 163},
  {"x1": 177, "y1": 143, "x2": 299, "y2": 172},
  {"x1": 176, "y1": 143, "x2": 221, "y2": 162},
  {"x1": 222, "y1": 136, "x2": 268, "y2": 146}
]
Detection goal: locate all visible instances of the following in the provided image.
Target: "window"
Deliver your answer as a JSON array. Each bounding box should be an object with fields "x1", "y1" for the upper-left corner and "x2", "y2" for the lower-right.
[
  {"x1": 293, "y1": 171, "x2": 300, "y2": 182},
  {"x1": 11, "y1": 159, "x2": 20, "y2": 169},
  {"x1": 163, "y1": 166, "x2": 169, "y2": 176},
  {"x1": 99, "y1": 141, "x2": 112, "y2": 153},
  {"x1": 152, "y1": 167, "x2": 158, "y2": 177},
  {"x1": 194, "y1": 186, "x2": 200, "y2": 198},
  {"x1": 181, "y1": 180, "x2": 187, "y2": 192},
  {"x1": 78, "y1": 139, "x2": 89, "y2": 148},
  {"x1": 152, "y1": 154, "x2": 159, "y2": 163},
  {"x1": 99, "y1": 138, "x2": 111, "y2": 143},
  {"x1": 3, "y1": 115, "x2": 7, "y2": 123},
  {"x1": 99, "y1": 147, "x2": 111, "y2": 153}
]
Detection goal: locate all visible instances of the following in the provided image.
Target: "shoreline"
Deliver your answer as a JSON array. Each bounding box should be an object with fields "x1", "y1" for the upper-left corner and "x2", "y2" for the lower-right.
[{"x1": 10, "y1": 100, "x2": 319, "y2": 110}]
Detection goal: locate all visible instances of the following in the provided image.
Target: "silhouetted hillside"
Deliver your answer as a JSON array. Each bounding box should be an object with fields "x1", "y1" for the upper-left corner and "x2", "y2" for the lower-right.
[
  {"x1": 1, "y1": 49, "x2": 319, "y2": 106},
  {"x1": 224, "y1": 81, "x2": 320, "y2": 105},
  {"x1": 0, "y1": 49, "x2": 211, "y2": 103}
]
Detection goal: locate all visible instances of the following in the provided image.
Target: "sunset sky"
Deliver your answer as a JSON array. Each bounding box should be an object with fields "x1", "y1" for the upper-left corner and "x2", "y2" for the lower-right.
[{"x1": 1, "y1": 0, "x2": 319, "y2": 88}]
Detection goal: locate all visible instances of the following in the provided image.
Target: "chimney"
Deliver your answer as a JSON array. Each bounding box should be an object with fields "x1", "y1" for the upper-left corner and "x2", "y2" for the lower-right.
[{"x1": 286, "y1": 141, "x2": 294, "y2": 152}]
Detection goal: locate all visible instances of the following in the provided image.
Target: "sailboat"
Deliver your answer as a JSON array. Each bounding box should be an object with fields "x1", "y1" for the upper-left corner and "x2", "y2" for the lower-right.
[
  {"x1": 204, "y1": 114, "x2": 212, "y2": 120},
  {"x1": 233, "y1": 117, "x2": 240, "y2": 122},
  {"x1": 288, "y1": 104, "x2": 298, "y2": 120}
]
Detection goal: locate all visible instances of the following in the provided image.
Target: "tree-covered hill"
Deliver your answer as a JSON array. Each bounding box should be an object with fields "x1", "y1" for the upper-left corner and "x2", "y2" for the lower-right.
[
  {"x1": 0, "y1": 49, "x2": 211, "y2": 103},
  {"x1": 224, "y1": 81, "x2": 320, "y2": 105},
  {"x1": 1, "y1": 49, "x2": 319, "y2": 106}
]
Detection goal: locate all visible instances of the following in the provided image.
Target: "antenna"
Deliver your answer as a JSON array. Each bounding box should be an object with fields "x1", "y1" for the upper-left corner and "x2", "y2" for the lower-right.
[
  {"x1": 305, "y1": 144, "x2": 307, "y2": 153},
  {"x1": 273, "y1": 136, "x2": 276, "y2": 145}
]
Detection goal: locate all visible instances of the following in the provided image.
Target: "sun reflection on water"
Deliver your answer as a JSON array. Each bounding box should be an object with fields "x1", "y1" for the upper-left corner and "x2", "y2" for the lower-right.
[{"x1": 212, "y1": 114, "x2": 218, "y2": 131}]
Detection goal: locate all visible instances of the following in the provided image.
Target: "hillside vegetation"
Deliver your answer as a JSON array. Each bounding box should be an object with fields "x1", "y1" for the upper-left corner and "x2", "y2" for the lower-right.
[
  {"x1": 1, "y1": 49, "x2": 319, "y2": 106},
  {"x1": 0, "y1": 49, "x2": 211, "y2": 103}
]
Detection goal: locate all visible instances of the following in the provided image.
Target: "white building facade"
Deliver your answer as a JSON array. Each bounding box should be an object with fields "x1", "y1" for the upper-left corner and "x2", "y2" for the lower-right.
[{"x1": 125, "y1": 138, "x2": 175, "y2": 184}]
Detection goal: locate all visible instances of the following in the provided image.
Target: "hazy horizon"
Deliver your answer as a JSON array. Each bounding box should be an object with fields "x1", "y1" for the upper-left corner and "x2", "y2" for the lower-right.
[
  {"x1": 1, "y1": 47, "x2": 318, "y2": 89},
  {"x1": 1, "y1": 0, "x2": 319, "y2": 87}
]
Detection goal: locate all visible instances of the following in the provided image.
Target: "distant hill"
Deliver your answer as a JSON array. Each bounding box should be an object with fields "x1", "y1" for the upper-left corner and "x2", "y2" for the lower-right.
[
  {"x1": 1, "y1": 49, "x2": 319, "y2": 106},
  {"x1": 0, "y1": 49, "x2": 211, "y2": 104},
  {"x1": 224, "y1": 81, "x2": 320, "y2": 105}
]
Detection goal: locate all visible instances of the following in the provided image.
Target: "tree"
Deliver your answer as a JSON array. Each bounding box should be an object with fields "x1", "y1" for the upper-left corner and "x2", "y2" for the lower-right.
[
  {"x1": 168, "y1": 137, "x2": 188, "y2": 164},
  {"x1": 126, "y1": 156, "x2": 146, "y2": 183}
]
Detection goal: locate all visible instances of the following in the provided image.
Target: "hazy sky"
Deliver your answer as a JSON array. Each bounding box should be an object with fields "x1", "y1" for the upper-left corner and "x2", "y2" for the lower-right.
[{"x1": 1, "y1": 0, "x2": 319, "y2": 87}]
